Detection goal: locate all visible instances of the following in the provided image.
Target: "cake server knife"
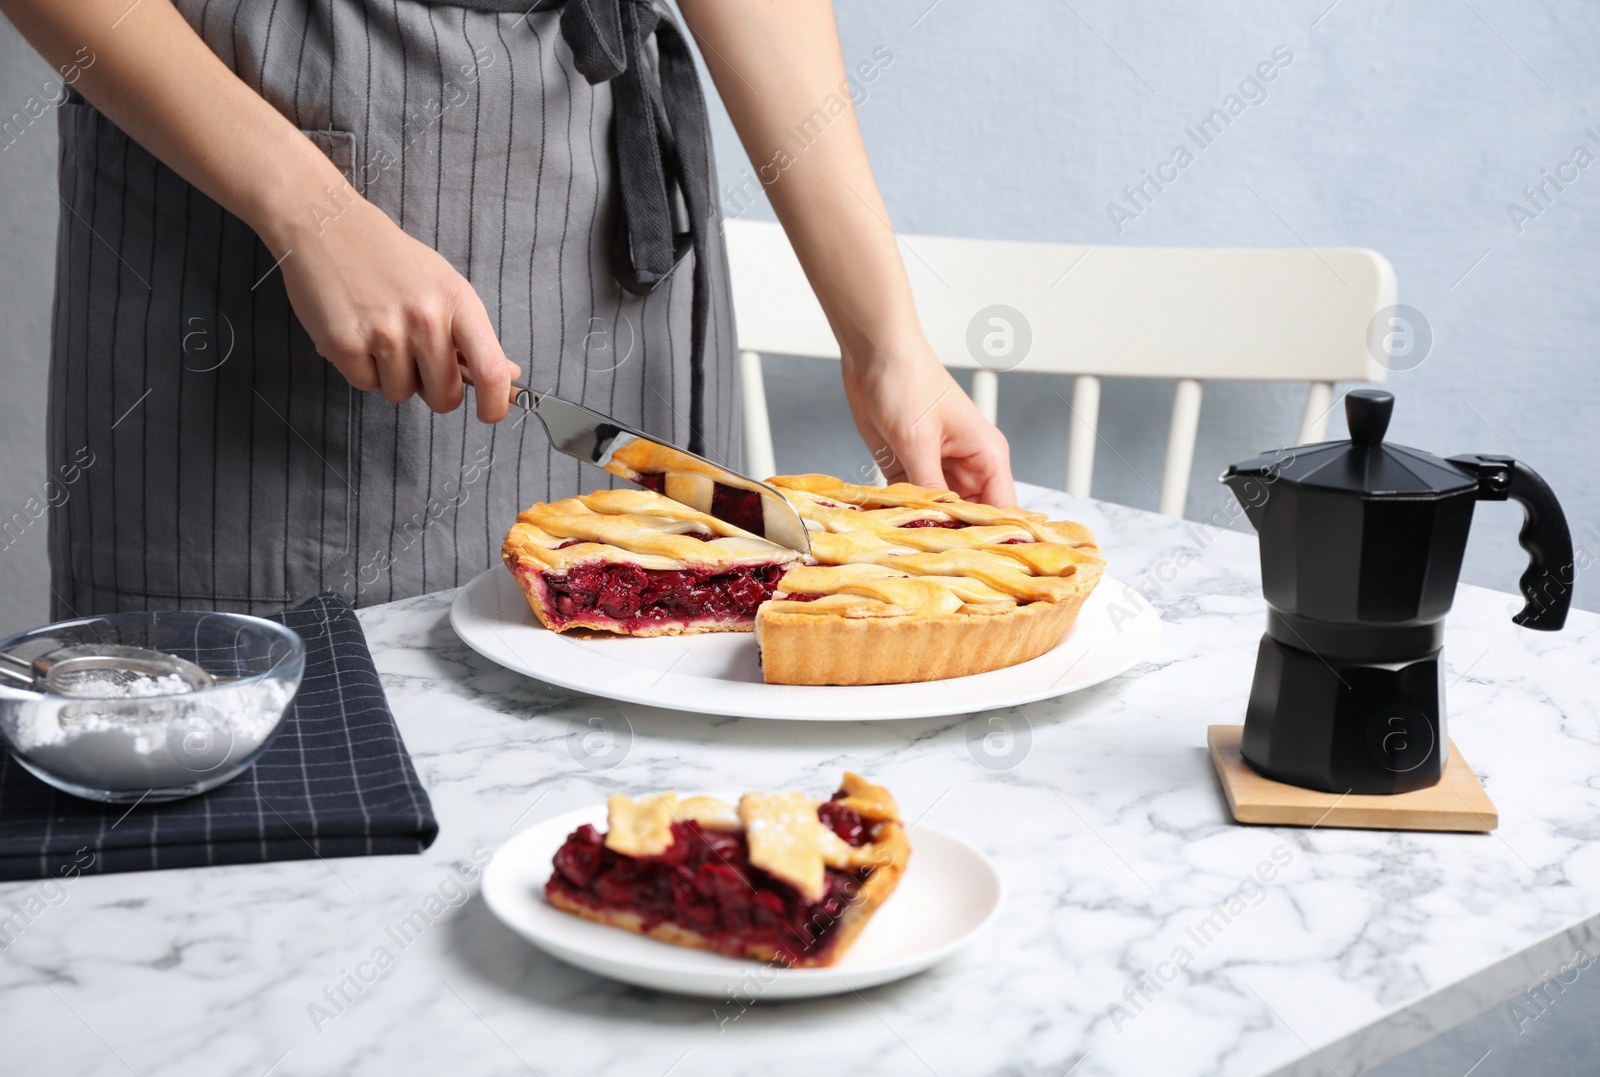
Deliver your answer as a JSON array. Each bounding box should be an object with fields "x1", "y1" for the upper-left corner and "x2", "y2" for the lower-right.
[{"x1": 503, "y1": 382, "x2": 813, "y2": 557}]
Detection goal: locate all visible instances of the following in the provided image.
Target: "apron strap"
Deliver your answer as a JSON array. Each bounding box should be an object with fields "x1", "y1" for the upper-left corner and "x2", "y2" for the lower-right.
[{"x1": 561, "y1": 0, "x2": 716, "y2": 457}]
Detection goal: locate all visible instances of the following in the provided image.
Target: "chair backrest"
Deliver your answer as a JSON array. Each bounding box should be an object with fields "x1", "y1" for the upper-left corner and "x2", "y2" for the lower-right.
[{"x1": 724, "y1": 219, "x2": 1396, "y2": 515}]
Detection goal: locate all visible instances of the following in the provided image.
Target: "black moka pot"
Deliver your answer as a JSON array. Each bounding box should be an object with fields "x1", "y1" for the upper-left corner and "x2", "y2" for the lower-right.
[{"x1": 1220, "y1": 390, "x2": 1573, "y2": 795}]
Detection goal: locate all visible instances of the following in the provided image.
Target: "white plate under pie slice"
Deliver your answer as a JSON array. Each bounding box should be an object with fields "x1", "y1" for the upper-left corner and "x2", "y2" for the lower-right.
[
  {"x1": 482, "y1": 798, "x2": 1002, "y2": 999},
  {"x1": 449, "y1": 566, "x2": 1159, "y2": 721}
]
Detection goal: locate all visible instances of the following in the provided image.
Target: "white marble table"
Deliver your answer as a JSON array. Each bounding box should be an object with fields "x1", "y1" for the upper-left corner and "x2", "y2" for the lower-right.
[{"x1": 3, "y1": 484, "x2": 1598, "y2": 1077}]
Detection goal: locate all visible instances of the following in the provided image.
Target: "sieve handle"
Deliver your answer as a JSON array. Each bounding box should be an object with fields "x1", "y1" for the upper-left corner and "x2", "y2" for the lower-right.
[{"x1": 0, "y1": 652, "x2": 37, "y2": 690}]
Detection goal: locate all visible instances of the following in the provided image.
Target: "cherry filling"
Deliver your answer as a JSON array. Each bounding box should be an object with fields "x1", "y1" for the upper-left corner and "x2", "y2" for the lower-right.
[
  {"x1": 899, "y1": 518, "x2": 969, "y2": 529},
  {"x1": 547, "y1": 801, "x2": 874, "y2": 963},
  {"x1": 536, "y1": 561, "x2": 786, "y2": 630},
  {"x1": 711, "y1": 485, "x2": 766, "y2": 536},
  {"x1": 556, "y1": 531, "x2": 715, "y2": 549},
  {"x1": 818, "y1": 793, "x2": 867, "y2": 844},
  {"x1": 899, "y1": 520, "x2": 1038, "y2": 544},
  {"x1": 633, "y1": 472, "x2": 767, "y2": 536}
]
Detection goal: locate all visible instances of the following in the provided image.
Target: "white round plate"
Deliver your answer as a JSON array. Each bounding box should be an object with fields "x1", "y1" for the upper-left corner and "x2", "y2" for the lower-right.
[
  {"x1": 450, "y1": 567, "x2": 1159, "y2": 720},
  {"x1": 482, "y1": 797, "x2": 1001, "y2": 999}
]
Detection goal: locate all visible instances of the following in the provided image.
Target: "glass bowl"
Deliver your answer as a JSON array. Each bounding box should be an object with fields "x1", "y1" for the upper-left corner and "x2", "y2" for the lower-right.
[{"x1": 0, "y1": 611, "x2": 305, "y2": 803}]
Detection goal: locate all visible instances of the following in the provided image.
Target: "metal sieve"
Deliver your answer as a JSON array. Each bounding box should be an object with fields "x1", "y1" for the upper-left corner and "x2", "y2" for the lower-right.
[{"x1": 0, "y1": 641, "x2": 216, "y2": 697}]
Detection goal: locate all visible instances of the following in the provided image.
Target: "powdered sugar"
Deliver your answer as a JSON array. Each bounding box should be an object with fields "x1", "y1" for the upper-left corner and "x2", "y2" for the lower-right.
[
  {"x1": 2, "y1": 677, "x2": 295, "y2": 797},
  {"x1": 49, "y1": 670, "x2": 198, "y2": 699}
]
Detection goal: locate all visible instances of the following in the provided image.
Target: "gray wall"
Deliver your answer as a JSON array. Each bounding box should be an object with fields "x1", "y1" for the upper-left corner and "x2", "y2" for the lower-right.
[
  {"x1": 1, "y1": 0, "x2": 1596, "y2": 639},
  {"x1": 0, "y1": 24, "x2": 59, "y2": 635},
  {"x1": 706, "y1": 0, "x2": 1600, "y2": 619}
]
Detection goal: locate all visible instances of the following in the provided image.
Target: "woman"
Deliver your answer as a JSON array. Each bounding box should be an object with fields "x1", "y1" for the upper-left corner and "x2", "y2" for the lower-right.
[{"x1": 2, "y1": 0, "x2": 1013, "y2": 616}]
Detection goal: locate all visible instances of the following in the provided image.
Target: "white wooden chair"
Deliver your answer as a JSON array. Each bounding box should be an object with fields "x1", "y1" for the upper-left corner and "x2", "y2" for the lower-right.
[{"x1": 724, "y1": 219, "x2": 1396, "y2": 516}]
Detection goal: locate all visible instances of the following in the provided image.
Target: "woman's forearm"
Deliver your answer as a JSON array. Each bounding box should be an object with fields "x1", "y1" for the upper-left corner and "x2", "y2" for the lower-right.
[
  {"x1": 679, "y1": 1, "x2": 1013, "y2": 505},
  {"x1": 676, "y1": 0, "x2": 922, "y2": 360},
  {"x1": 1, "y1": 0, "x2": 343, "y2": 253}
]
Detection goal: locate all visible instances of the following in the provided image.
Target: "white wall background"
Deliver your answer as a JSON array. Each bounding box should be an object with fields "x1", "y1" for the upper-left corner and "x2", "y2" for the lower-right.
[{"x1": 1, "y1": 0, "x2": 1596, "y2": 639}]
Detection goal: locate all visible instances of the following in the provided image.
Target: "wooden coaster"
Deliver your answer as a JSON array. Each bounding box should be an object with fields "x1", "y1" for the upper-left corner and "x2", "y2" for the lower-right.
[{"x1": 1207, "y1": 725, "x2": 1498, "y2": 833}]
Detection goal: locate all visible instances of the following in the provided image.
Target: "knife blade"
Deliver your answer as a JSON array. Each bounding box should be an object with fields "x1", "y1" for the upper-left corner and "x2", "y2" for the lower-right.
[{"x1": 507, "y1": 384, "x2": 813, "y2": 557}]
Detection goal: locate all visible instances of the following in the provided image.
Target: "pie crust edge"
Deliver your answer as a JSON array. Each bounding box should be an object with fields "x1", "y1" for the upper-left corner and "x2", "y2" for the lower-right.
[{"x1": 756, "y1": 561, "x2": 1102, "y2": 686}]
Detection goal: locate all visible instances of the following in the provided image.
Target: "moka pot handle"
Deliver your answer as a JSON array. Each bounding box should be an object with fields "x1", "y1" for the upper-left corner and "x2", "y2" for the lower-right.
[{"x1": 1447, "y1": 454, "x2": 1574, "y2": 631}]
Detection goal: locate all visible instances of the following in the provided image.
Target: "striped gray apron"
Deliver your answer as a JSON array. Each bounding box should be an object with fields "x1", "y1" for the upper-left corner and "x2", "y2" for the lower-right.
[{"x1": 45, "y1": 0, "x2": 739, "y2": 618}]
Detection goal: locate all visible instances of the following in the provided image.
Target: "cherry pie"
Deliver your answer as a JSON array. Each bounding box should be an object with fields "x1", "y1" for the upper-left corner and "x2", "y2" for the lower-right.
[
  {"x1": 501, "y1": 473, "x2": 1103, "y2": 684},
  {"x1": 545, "y1": 773, "x2": 909, "y2": 967}
]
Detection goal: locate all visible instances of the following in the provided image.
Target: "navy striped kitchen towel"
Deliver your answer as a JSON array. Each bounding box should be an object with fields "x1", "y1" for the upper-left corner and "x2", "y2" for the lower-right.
[{"x1": 0, "y1": 593, "x2": 437, "y2": 881}]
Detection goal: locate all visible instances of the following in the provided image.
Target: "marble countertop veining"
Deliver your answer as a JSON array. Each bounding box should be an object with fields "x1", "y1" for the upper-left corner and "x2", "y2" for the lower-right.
[{"x1": 2, "y1": 484, "x2": 1598, "y2": 1077}]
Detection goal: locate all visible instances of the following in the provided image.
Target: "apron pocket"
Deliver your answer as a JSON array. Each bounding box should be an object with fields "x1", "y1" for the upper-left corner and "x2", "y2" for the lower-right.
[{"x1": 304, "y1": 129, "x2": 357, "y2": 180}]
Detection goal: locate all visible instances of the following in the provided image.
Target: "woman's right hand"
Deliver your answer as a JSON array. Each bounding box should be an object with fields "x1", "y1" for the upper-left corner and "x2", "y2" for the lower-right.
[{"x1": 270, "y1": 194, "x2": 521, "y2": 423}]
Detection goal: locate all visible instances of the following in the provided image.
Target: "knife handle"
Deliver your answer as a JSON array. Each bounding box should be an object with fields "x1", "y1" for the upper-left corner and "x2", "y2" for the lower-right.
[
  {"x1": 509, "y1": 383, "x2": 539, "y2": 411},
  {"x1": 455, "y1": 360, "x2": 540, "y2": 411}
]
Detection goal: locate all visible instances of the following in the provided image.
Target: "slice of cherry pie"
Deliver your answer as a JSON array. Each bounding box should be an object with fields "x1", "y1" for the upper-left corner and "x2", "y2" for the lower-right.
[
  {"x1": 545, "y1": 773, "x2": 909, "y2": 967},
  {"x1": 501, "y1": 489, "x2": 805, "y2": 636}
]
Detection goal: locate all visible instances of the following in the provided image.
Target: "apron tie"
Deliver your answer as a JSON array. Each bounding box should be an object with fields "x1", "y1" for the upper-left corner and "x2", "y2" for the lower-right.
[{"x1": 560, "y1": 0, "x2": 716, "y2": 457}]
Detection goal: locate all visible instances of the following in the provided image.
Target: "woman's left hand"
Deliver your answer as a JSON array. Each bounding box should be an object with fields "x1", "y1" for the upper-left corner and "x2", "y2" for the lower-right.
[{"x1": 840, "y1": 339, "x2": 1016, "y2": 507}]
